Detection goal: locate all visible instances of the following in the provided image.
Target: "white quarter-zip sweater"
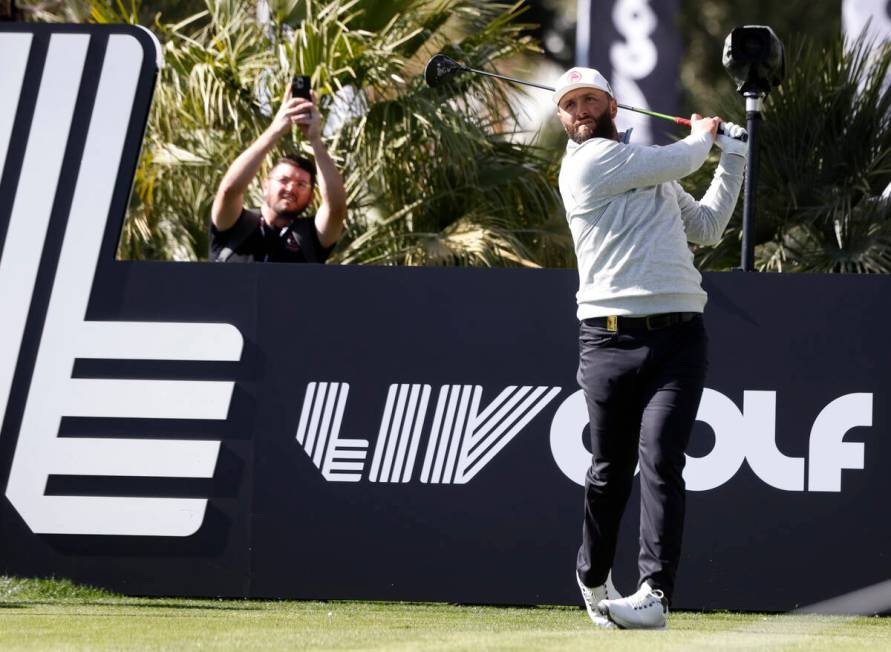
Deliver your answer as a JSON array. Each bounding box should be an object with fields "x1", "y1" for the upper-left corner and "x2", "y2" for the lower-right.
[{"x1": 558, "y1": 132, "x2": 746, "y2": 320}]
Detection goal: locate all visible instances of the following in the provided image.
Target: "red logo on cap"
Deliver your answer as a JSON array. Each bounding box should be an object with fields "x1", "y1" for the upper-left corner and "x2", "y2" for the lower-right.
[{"x1": 569, "y1": 70, "x2": 582, "y2": 82}]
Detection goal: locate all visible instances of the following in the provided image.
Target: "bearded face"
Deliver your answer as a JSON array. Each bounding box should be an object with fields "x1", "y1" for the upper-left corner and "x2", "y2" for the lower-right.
[
  {"x1": 557, "y1": 89, "x2": 618, "y2": 144},
  {"x1": 262, "y1": 163, "x2": 313, "y2": 219}
]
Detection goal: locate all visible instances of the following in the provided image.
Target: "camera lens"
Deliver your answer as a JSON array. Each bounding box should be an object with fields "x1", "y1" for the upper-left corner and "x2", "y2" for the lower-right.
[{"x1": 741, "y1": 34, "x2": 765, "y2": 57}]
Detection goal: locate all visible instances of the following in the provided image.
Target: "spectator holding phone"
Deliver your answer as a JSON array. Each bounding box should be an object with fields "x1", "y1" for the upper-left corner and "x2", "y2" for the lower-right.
[{"x1": 209, "y1": 77, "x2": 347, "y2": 263}]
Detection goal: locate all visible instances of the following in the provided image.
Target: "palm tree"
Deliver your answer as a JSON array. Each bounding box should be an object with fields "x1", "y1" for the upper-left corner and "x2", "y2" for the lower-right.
[
  {"x1": 689, "y1": 32, "x2": 891, "y2": 273},
  {"x1": 30, "y1": 0, "x2": 570, "y2": 266},
  {"x1": 16, "y1": 0, "x2": 204, "y2": 23}
]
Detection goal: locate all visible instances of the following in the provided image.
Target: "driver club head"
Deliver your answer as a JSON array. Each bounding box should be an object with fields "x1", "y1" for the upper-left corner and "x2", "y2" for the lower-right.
[{"x1": 424, "y1": 54, "x2": 466, "y2": 87}]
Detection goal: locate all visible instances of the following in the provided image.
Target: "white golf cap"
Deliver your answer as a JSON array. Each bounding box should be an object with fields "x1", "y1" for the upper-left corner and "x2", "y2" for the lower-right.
[{"x1": 552, "y1": 67, "x2": 614, "y2": 105}]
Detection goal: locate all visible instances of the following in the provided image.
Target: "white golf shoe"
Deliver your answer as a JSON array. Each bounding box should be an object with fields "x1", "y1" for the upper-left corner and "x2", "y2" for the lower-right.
[
  {"x1": 596, "y1": 581, "x2": 668, "y2": 630},
  {"x1": 576, "y1": 572, "x2": 620, "y2": 629}
]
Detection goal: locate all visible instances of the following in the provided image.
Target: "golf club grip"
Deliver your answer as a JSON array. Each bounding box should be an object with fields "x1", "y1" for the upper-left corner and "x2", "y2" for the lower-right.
[
  {"x1": 676, "y1": 117, "x2": 748, "y2": 142},
  {"x1": 717, "y1": 122, "x2": 748, "y2": 142}
]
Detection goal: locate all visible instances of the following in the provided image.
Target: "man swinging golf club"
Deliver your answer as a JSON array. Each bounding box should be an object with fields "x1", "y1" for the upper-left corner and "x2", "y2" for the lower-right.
[{"x1": 554, "y1": 67, "x2": 747, "y2": 629}]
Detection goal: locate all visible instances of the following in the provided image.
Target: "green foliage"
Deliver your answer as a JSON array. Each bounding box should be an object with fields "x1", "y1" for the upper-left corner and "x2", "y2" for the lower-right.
[
  {"x1": 34, "y1": 0, "x2": 565, "y2": 266},
  {"x1": 677, "y1": 0, "x2": 841, "y2": 119},
  {"x1": 688, "y1": 32, "x2": 891, "y2": 273},
  {"x1": 27, "y1": 1, "x2": 889, "y2": 272},
  {"x1": 16, "y1": 0, "x2": 205, "y2": 24}
]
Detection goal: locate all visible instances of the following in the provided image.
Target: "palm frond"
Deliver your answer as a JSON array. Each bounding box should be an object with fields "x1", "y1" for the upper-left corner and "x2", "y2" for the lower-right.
[
  {"x1": 32, "y1": 0, "x2": 563, "y2": 265},
  {"x1": 689, "y1": 30, "x2": 891, "y2": 273}
]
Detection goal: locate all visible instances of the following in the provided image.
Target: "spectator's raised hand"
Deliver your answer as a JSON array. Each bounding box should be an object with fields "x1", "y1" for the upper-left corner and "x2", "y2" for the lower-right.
[
  {"x1": 293, "y1": 91, "x2": 322, "y2": 141},
  {"x1": 270, "y1": 88, "x2": 320, "y2": 140}
]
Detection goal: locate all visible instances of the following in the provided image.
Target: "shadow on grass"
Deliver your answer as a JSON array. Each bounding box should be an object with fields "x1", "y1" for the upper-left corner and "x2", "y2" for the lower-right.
[
  {"x1": 102, "y1": 601, "x2": 262, "y2": 611},
  {"x1": 0, "y1": 600, "x2": 262, "y2": 611}
]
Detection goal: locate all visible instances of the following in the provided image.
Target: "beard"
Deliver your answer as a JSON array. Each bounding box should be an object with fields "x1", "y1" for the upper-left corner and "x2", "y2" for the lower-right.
[
  {"x1": 273, "y1": 204, "x2": 303, "y2": 219},
  {"x1": 566, "y1": 109, "x2": 617, "y2": 144},
  {"x1": 267, "y1": 194, "x2": 308, "y2": 220}
]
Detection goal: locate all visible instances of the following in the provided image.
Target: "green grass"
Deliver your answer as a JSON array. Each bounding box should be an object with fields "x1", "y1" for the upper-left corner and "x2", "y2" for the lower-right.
[{"x1": 1, "y1": 576, "x2": 889, "y2": 651}]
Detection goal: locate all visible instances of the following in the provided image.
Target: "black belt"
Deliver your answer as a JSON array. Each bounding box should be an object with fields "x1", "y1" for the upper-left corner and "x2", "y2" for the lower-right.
[{"x1": 582, "y1": 312, "x2": 698, "y2": 332}]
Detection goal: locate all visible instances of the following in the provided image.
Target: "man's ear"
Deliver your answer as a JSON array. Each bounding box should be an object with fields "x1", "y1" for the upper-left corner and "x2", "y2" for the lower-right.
[{"x1": 610, "y1": 97, "x2": 618, "y2": 120}]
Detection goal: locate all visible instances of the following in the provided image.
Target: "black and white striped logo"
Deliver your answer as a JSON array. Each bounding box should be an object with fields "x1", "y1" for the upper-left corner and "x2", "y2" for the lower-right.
[
  {"x1": 295, "y1": 382, "x2": 561, "y2": 483},
  {"x1": 0, "y1": 25, "x2": 243, "y2": 537}
]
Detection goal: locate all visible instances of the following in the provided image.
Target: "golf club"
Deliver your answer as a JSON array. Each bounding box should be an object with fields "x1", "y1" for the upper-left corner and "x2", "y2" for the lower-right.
[{"x1": 424, "y1": 54, "x2": 746, "y2": 141}]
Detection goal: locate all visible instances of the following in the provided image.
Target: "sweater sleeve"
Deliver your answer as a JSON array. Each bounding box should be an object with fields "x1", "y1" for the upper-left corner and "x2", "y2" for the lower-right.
[
  {"x1": 573, "y1": 131, "x2": 714, "y2": 198},
  {"x1": 676, "y1": 152, "x2": 747, "y2": 245}
]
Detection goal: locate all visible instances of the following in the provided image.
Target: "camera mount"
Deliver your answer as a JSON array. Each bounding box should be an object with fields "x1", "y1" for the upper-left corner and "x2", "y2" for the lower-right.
[{"x1": 723, "y1": 26, "x2": 785, "y2": 272}]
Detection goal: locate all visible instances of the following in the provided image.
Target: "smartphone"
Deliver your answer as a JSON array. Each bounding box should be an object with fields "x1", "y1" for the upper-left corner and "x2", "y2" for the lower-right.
[{"x1": 290, "y1": 75, "x2": 311, "y2": 100}]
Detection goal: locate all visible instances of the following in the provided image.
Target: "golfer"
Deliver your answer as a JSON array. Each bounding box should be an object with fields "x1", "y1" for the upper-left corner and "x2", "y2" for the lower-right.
[{"x1": 554, "y1": 68, "x2": 747, "y2": 629}]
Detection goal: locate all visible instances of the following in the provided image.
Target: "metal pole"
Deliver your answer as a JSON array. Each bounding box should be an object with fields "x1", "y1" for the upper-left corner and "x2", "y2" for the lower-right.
[{"x1": 741, "y1": 92, "x2": 763, "y2": 272}]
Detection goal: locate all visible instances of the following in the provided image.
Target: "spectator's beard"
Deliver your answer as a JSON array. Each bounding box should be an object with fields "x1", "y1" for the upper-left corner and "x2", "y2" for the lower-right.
[
  {"x1": 266, "y1": 193, "x2": 309, "y2": 220},
  {"x1": 262, "y1": 196, "x2": 309, "y2": 229},
  {"x1": 567, "y1": 108, "x2": 618, "y2": 144},
  {"x1": 274, "y1": 206, "x2": 303, "y2": 220}
]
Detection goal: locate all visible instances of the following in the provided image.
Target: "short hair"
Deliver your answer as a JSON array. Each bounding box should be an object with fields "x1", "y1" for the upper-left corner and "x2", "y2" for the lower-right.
[{"x1": 270, "y1": 154, "x2": 316, "y2": 190}]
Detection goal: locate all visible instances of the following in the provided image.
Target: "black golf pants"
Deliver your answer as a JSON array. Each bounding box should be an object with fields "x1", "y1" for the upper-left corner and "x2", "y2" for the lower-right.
[{"x1": 575, "y1": 314, "x2": 708, "y2": 603}]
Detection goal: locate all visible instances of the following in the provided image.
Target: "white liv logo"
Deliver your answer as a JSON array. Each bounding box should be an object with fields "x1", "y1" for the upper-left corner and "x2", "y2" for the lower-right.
[
  {"x1": 295, "y1": 382, "x2": 562, "y2": 484},
  {"x1": 0, "y1": 31, "x2": 242, "y2": 536},
  {"x1": 297, "y1": 383, "x2": 560, "y2": 484},
  {"x1": 549, "y1": 389, "x2": 872, "y2": 492}
]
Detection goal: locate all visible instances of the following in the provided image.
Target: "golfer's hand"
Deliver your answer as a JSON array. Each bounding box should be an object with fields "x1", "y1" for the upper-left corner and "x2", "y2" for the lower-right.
[
  {"x1": 715, "y1": 121, "x2": 748, "y2": 156},
  {"x1": 690, "y1": 113, "x2": 719, "y2": 141}
]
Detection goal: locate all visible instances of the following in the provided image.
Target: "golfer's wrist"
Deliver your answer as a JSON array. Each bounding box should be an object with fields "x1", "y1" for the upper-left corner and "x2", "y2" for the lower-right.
[
  {"x1": 684, "y1": 130, "x2": 713, "y2": 153},
  {"x1": 719, "y1": 147, "x2": 747, "y2": 161}
]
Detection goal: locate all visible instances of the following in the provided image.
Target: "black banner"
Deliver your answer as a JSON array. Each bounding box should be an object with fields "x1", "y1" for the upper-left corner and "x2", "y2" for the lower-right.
[
  {"x1": 0, "y1": 24, "x2": 888, "y2": 613},
  {"x1": 580, "y1": 0, "x2": 682, "y2": 144}
]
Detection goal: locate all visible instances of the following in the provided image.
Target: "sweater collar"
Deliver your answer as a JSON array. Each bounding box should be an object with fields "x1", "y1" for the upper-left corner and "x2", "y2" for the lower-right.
[{"x1": 565, "y1": 128, "x2": 634, "y2": 154}]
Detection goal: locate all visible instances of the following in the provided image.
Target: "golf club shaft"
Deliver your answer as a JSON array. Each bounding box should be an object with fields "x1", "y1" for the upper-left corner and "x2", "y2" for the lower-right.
[
  {"x1": 465, "y1": 65, "x2": 730, "y2": 137},
  {"x1": 621, "y1": 104, "x2": 690, "y2": 127},
  {"x1": 463, "y1": 65, "x2": 556, "y2": 92}
]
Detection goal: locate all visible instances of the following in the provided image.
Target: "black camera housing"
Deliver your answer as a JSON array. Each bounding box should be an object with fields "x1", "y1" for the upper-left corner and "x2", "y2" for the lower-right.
[
  {"x1": 291, "y1": 75, "x2": 311, "y2": 100},
  {"x1": 722, "y1": 26, "x2": 785, "y2": 96}
]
